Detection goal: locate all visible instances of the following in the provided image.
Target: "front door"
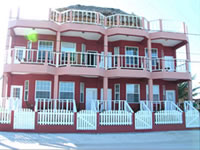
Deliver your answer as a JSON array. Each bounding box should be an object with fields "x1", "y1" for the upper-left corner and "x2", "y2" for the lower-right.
[
  {"x1": 164, "y1": 56, "x2": 174, "y2": 72},
  {"x1": 14, "y1": 46, "x2": 26, "y2": 63},
  {"x1": 100, "y1": 89, "x2": 112, "y2": 110},
  {"x1": 10, "y1": 85, "x2": 23, "y2": 109},
  {"x1": 165, "y1": 90, "x2": 176, "y2": 110},
  {"x1": 86, "y1": 88, "x2": 97, "y2": 110}
]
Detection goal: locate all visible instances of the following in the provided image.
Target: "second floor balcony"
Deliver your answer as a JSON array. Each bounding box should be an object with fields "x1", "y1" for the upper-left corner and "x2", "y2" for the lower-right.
[{"x1": 4, "y1": 48, "x2": 191, "y2": 80}]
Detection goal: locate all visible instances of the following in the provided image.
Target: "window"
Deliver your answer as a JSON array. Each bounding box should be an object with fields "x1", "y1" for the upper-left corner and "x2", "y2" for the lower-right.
[
  {"x1": 27, "y1": 41, "x2": 32, "y2": 60},
  {"x1": 15, "y1": 47, "x2": 26, "y2": 61},
  {"x1": 126, "y1": 84, "x2": 140, "y2": 103},
  {"x1": 81, "y1": 44, "x2": 86, "y2": 63},
  {"x1": 145, "y1": 48, "x2": 158, "y2": 66},
  {"x1": 125, "y1": 47, "x2": 138, "y2": 66},
  {"x1": 114, "y1": 47, "x2": 119, "y2": 66},
  {"x1": 59, "y1": 82, "x2": 75, "y2": 99},
  {"x1": 146, "y1": 85, "x2": 160, "y2": 101},
  {"x1": 114, "y1": 84, "x2": 120, "y2": 100},
  {"x1": 38, "y1": 41, "x2": 54, "y2": 60},
  {"x1": 61, "y1": 42, "x2": 76, "y2": 62},
  {"x1": 24, "y1": 80, "x2": 29, "y2": 101},
  {"x1": 80, "y1": 82, "x2": 84, "y2": 103},
  {"x1": 35, "y1": 81, "x2": 51, "y2": 99}
]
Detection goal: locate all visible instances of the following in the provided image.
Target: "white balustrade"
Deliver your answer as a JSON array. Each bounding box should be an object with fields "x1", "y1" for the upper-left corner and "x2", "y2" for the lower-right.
[
  {"x1": 35, "y1": 99, "x2": 77, "y2": 112},
  {"x1": 0, "y1": 108, "x2": 11, "y2": 124},
  {"x1": 184, "y1": 101, "x2": 200, "y2": 128},
  {"x1": 77, "y1": 110, "x2": 97, "y2": 130},
  {"x1": 38, "y1": 110, "x2": 74, "y2": 125},
  {"x1": 100, "y1": 110, "x2": 132, "y2": 126}
]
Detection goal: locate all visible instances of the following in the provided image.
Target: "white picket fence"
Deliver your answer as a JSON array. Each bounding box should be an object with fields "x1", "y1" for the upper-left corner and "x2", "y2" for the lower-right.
[
  {"x1": 77, "y1": 110, "x2": 97, "y2": 130},
  {"x1": 99, "y1": 110, "x2": 132, "y2": 126},
  {"x1": 184, "y1": 101, "x2": 200, "y2": 128},
  {"x1": 135, "y1": 101, "x2": 152, "y2": 129},
  {"x1": 38, "y1": 110, "x2": 74, "y2": 125},
  {"x1": 13, "y1": 109, "x2": 35, "y2": 130},
  {"x1": 135, "y1": 111, "x2": 152, "y2": 129},
  {"x1": 155, "y1": 110, "x2": 183, "y2": 124},
  {"x1": 0, "y1": 108, "x2": 11, "y2": 124}
]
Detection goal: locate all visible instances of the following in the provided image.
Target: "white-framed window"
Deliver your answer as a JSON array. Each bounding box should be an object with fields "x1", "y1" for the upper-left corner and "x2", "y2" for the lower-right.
[
  {"x1": 145, "y1": 48, "x2": 158, "y2": 66},
  {"x1": 27, "y1": 41, "x2": 32, "y2": 49},
  {"x1": 126, "y1": 84, "x2": 140, "y2": 103},
  {"x1": 38, "y1": 40, "x2": 54, "y2": 60},
  {"x1": 114, "y1": 47, "x2": 120, "y2": 66},
  {"x1": 146, "y1": 85, "x2": 160, "y2": 101},
  {"x1": 59, "y1": 82, "x2": 75, "y2": 99},
  {"x1": 81, "y1": 44, "x2": 86, "y2": 63},
  {"x1": 35, "y1": 81, "x2": 51, "y2": 99},
  {"x1": 114, "y1": 84, "x2": 120, "y2": 100},
  {"x1": 61, "y1": 42, "x2": 76, "y2": 62},
  {"x1": 27, "y1": 41, "x2": 32, "y2": 60},
  {"x1": 24, "y1": 80, "x2": 29, "y2": 101},
  {"x1": 125, "y1": 47, "x2": 139, "y2": 65},
  {"x1": 80, "y1": 82, "x2": 84, "y2": 103}
]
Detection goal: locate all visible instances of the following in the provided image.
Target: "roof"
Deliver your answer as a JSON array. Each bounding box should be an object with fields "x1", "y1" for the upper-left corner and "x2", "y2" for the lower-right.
[{"x1": 56, "y1": 4, "x2": 131, "y2": 16}]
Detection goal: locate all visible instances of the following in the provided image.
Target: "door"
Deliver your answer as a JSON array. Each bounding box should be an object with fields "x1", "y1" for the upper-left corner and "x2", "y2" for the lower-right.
[
  {"x1": 87, "y1": 51, "x2": 97, "y2": 66},
  {"x1": 86, "y1": 88, "x2": 97, "y2": 110},
  {"x1": 164, "y1": 56, "x2": 174, "y2": 72},
  {"x1": 101, "y1": 89, "x2": 112, "y2": 110},
  {"x1": 165, "y1": 90, "x2": 175, "y2": 110},
  {"x1": 107, "y1": 52, "x2": 112, "y2": 69},
  {"x1": 10, "y1": 86, "x2": 23, "y2": 109},
  {"x1": 14, "y1": 46, "x2": 26, "y2": 63}
]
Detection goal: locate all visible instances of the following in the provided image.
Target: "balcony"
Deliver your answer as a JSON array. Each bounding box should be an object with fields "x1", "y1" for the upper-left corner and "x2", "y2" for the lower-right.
[
  {"x1": 4, "y1": 48, "x2": 190, "y2": 80},
  {"x1": 50, "y1": 9, "x2": 187, "y2": 34}
]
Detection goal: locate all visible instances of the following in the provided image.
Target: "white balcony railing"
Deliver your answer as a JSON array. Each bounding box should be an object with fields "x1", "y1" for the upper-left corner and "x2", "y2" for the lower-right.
[{"x1": 6, "y1": 49, "x2": 190, "y2": 73}]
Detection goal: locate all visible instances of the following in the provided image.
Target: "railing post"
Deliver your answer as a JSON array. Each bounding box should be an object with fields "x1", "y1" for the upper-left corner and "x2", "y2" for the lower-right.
[
  {"x1": 141, "y1": 17, "x2": 145, "y2": 29},
  {"x1": 11, "y1": 49, "x2": 15, "y2": 64},
  {"x1": 67, "y1": 52, "x2": 71, "y2": 66},
  {"x1": 117, "y1": 15, "x2": 120, "y2": 26},
  {"x1": 143, "y1": 57, "x2": 146, "y2": 71},
  {"x1": 117, "y1": 55, "x2": 120, "y2": 69},
  {"x1": 159, "y1": 19, "x2": 163, "y2": 32},
  {"x1": 104, "y1": 17, "x2": 107, "y2": 26},
  {"x1": 17, "y1": 7, "x2": 20, "y2": 20},
  {"x1": 58, "y1": 13, "x2": 62, "y2": 23},
  {"x1": 48, "y1": 8, "x2": 52, "y2": 21},
  {"x1": 162, "y1": 58, "x2": 166, "y2": 72},
  {"x1": 183, "y1": 22, "x2": 186, "y2": 34},
  {"x1": 45, "y1": 51, "x2": 48, "y2": 65},
  {"x1": 96, "y1": 13, "x2": 100, "y2": 25},
  {"x1": 70, "y1": 10, "x2": 73, "y2": 22},
  {"x1": 97, "y1": 54, "x2": 99, "y2": 68},
  {"x1": 147, "y1": 21, "x2": 150, "y2": 31}
]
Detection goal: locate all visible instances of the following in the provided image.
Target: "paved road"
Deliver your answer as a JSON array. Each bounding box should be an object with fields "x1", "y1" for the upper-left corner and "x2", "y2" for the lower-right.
[{"x1": 0, "y1": 130, "x2": 199, "y2": 150}]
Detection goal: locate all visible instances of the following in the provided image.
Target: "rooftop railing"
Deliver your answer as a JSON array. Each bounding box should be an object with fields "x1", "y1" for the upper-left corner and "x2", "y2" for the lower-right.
[{"x1": 48, "y1": 9, "x2": 187, "y2": 33}]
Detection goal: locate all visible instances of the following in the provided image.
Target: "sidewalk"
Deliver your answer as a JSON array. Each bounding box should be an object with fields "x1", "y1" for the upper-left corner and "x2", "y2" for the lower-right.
[{"x1": 0, "y1": 130, "x2": 199, "y2": 150}]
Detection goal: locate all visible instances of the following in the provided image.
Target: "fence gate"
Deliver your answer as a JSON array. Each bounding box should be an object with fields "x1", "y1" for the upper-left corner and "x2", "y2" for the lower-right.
[
  {"x1": 77, "y1": 110, "x2": 97, "y2": 130},
  {"x1": 135, "y1": 111, "x2": 152, "y2": 130},
  {"x1": 14, "y1": 109, "x2": 35, "y2": 130},
  {"x1": 185, "y1": 110, "x2": 200, "y2": 128}
]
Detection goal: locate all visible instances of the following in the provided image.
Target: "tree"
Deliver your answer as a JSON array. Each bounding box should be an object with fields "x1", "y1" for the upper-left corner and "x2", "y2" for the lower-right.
[{"x1": 178, "y1": 75, "x2": 200, "y2": 101}]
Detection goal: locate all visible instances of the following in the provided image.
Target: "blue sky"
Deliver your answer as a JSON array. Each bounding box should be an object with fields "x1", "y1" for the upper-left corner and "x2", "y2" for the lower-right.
[{"x1": 0, "y1": 0, "x2": 199, "y2": 97}]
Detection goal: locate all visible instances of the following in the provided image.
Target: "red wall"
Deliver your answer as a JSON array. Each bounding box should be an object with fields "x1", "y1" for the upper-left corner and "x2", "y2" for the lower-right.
[
  {"x1": 11, "y1": 35, "x2": 176, "y2": 58},
  {"x1": 7, "y1": 74, "x2": 178, "y2": 111}
]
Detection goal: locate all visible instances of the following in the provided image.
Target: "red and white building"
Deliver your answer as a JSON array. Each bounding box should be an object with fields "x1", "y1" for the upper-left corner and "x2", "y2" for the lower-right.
[{"x1": 0, "y1": 5, "x2": 199, "y2": 132}]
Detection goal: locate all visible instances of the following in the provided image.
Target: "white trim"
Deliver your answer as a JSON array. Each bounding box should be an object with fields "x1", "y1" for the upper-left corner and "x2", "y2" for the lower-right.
[
  {"x1": 61, "y1": 42, "x2": 76, "y2": 52},
  {"x1": 27, "y1": 41, "x2": 32, "y2": 49},
  {"x1": 24, "y1": 80, "x2": 29, "y2": 101},
  {"x1": 59, "y1": 81, "x2": 75, "y2": 99},
  {"x1": 86, "y1": 88, "x2": 98, "y2": 110},
  {"x1": 38, "y1": 40, "x2": 54, "y2": 51},
  {"x1": 35, "y1": 80, "x2": 52, "y2": 99},
  {"x1": 145, "y1": 48, "x2": 158, "y2": 66},
  {"x1": 125, "y1": 46, "x2": 139, "y2": 56},
  {"x1": 126, "y1": 84, "x2": 140, "y2": 103},
  {"x1": 10, "y1": 85, "x2": 23, "y2": 108},
  {"x1": 166, "y1": 90, "x2": 176, "y2": 103},
  {"x1": 114, "y1": 83, "x2": 120, "y2": 100},
  {"x1": 80, "y1": 82, "x2": 84, "y2": 103}
]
